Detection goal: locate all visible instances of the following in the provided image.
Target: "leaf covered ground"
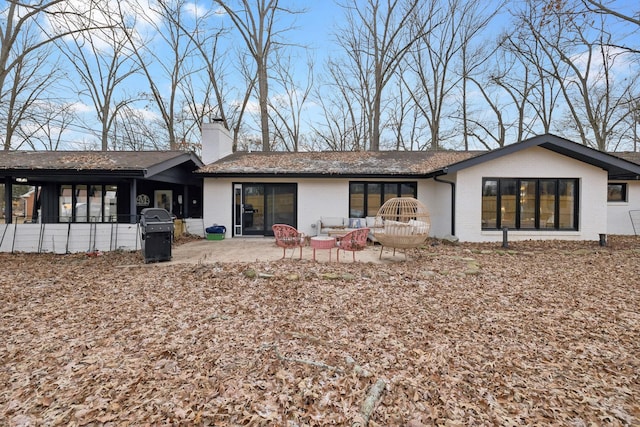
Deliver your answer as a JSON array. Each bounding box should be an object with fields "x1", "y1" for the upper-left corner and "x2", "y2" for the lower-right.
[{"x1": 1, "y1": 237, "x2": 639, "y2": 426}]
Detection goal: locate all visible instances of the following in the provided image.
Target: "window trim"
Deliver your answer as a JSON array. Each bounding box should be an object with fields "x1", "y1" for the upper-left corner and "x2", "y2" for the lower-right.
[
  {"x1": 482, "y1": 178, "x2": 579, "y2": 231},
  {"x1": 607, "y1": 182, "x2": 628, "y2": 203},
  {"x1": 349, "y1": 181, "x2": 417, "y2": 218},
  {"x1": 58, "y1": 183, "x2": 118, "y2": 223}
]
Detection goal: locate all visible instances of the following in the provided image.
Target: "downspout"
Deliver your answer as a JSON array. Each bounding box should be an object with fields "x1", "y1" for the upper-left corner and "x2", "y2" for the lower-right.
[{"x1": 433, "y1": 169, "x2": 456, "y2": 236}]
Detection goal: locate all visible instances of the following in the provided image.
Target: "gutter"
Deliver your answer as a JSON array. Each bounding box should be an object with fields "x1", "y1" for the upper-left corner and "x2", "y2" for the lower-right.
[{"x1": 433, "y1": 168, "x2": 456, "y2": 236}]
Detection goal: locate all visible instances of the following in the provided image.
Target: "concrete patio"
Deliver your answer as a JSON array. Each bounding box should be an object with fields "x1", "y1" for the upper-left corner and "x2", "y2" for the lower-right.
[{"x1": 168, "y1": 237, "x2": 412, "y2": 264}]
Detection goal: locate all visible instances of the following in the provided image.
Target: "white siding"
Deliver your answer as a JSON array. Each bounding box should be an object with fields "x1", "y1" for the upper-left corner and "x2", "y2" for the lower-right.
[
  {"x1": 453, "y1": 146, "x2": 608, "y2": 242},
  {"x1": 203, "y1": 147, "x2": 640, "y2": 242},
  {"x1": 298, "y1": 179, "x2": 349, "y2": 235},
  {"x1": 203, "y1": 178, "x2": 233, "y2": 235},
  {"x1": 423, "y1": 179, "x2": 453, "y2": 238},
  {"x1": 607, "y1": 180, "x2": 640, "y2": 235},
  {"x1": 203, "y1": 177, "x2": 434, "y2": 237}
]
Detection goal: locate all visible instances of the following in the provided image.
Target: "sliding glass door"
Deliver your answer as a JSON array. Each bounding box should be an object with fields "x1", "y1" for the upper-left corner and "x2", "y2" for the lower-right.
[{"x1": 234, "y1": 183, "x2": 297, "y2": 236}]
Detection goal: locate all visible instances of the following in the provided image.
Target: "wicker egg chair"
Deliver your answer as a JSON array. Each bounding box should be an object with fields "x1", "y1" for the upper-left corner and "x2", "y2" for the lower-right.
[{"x1": 372, "y1": 197, "x2": 431, "y2": 259}]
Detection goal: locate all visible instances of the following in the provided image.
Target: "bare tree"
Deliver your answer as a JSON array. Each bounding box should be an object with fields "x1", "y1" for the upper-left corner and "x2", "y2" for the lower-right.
[
  {"x1": 625, "y1": 96, "x2": 640, "y2": 152},
  {"x1": 55, "y1": 2, "x2": 140, "y2": 151},
  {"x1": 331, "y1": 0, "x2": 430, "y2": 151},
  {"x1": 213, "y1": 0, "x2": 304, "y2": 152},
  {"x1": 230, "y1": 52, "x2": 259, "y2": 152},
  {"x1": 313, "y1": 60, "x2": 370, "y2": 151},
  {"x1": 515, "y1": 0, "x2": 638, "y2": 151},
  {"x1": 21, "y1": 101, "x2": 77, "y2": 150},
  {"x1": 484, "y1": 49, "x2": 536, "y2": 144},
  {"x1": 465, "y1": 72, "x2": 508, "y2": 149},
  {"x1": 474, "y1": 2, "x2": 566, "y2": 148},
  {"x1": 387, "y1": 70, "x2": 428, "y2": 150},
  {"x1": 582, "y1": 0, "x2": 640, "y2": 55},
  {"x1": 165, "y1": 2, "x2": 252, "y2": 153},
  {"x1": 405, "y1": 0, "x2": 497, "y2": 150},
  {"x1": 111, "y1": 105, "x2": 166, "y2": 151},
  {"x1": 0, "y1": 0, "x2": 96, "y2": 150},
  {"x1": 176, "y1": 9, "x2": 253, "y2": 153},
  {"x1": 268, "y1": 52, "x2": 313, "y2": 151},
  {"x1": 456, "y1": 2, "x2": 503, "y2": 150},
  {"x1": 121, "y1": 0, "x2": 201, "y2": 150},
  {"x1": 0, "y1": 34, "x2": 62, "y2": 150}
]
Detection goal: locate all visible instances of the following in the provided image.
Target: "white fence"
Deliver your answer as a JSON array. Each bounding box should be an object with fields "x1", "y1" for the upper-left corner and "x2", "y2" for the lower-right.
[{"x1": 0, "y1": 218, "x2": 206, "y2": 254}]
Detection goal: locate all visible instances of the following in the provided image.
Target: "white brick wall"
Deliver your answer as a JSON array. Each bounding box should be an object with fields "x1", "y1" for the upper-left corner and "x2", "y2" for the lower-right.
[{"x1": 454, "y1": 146, "x2": 608, "y2": 242}]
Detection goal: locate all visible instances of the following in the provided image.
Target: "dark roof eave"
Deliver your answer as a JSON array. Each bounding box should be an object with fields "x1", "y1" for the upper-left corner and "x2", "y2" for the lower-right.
[
  {"x1": 198, "y1": 171, "x2": 430, "y2": 179},
  {"x1": 439, "y1": 134, "x2": 640, "y2": 178},
  {"x1": 145, "y1": 152, "x2": 203, "y2": 177},
  {"x1": 3, "y1": 169, "x2": 146, "y2": 178}
]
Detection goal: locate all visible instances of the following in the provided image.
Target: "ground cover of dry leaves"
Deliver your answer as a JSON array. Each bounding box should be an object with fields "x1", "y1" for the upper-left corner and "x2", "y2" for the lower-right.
[{"x1": 1, "y1": 237, "x2": 639, "y2": 426}]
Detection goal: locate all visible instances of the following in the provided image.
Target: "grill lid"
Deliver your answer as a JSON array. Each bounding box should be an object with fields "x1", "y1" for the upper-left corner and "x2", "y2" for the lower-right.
[
  {"x1": 140, "y1": 208, "x2": 174, "y2": 232},
  {"x1": 141, "y1": 208, "x2": 173, "y2": 222}
]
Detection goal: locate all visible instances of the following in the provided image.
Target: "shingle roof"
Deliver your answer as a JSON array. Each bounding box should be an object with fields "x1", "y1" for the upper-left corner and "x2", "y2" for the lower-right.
[
  {"x1": 196, "y1": 150, "x2": 483, "y2": 176},
  {"x1": 436, "y1": 135, "x2": 640, "y2": 180},
  {"x1": 615, "y1": 152, "x2": 640, "y2": 166},
  {"x1": 0, "y1": 150, "x2": 198, "y2": 171}
]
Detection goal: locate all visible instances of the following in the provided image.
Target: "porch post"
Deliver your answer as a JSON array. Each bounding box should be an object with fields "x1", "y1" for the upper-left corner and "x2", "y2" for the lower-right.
[
  {"x1": 130, "y1": 179, "x2": 137, "y2": 224},
  {"x1": 4, "y1": 176, "x2": 12, "y2": 224},
  {"x1": 182, "y1": 185, "x2": 189, "y2": 218}
]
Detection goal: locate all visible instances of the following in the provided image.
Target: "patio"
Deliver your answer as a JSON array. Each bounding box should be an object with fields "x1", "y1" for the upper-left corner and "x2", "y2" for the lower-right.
[{"x1": 168, "y1": 237, "x2": 410, "y2": 264}]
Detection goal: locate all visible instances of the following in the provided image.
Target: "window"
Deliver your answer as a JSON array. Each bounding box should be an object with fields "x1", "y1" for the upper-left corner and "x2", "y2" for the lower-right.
[
  {"x1": 349, "y1": 182, "x2": 417, "y2": 217},
  {"x1": 482, "y1": 178, "x2": 579, "y2": 230},
  {"x1": 607, "y1": 183, "x2": 627, "y2": 202},
  {"x1": 58, "y1": 184, "x2": 118, "y2": 223}
]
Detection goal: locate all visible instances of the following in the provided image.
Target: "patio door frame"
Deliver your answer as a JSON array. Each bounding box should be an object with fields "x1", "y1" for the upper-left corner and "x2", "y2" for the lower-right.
[
  {"x1": 232, "y1": 182, "x2": 298, "y2": 237},
  {"x1": 233, "y1": 184, "x2": 243, "y2": 236}
]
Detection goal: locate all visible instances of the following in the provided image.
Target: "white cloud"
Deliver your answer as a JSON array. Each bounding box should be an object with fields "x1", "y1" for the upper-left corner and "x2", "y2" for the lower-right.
[
  {"x1": 135, "y1": 107, "x2": 161, "y2": 122},
  {"x1": 184, "y1": 2, "x2": 209, "y2": 18},
  {"x1": 568, "y1": 45, "x2": 635, "y2": 86},
  {"x1": 70, "y1": 102, "x2": 94, "y2": 114},
  {"x1": 242, "y1": 99, "x2": 261, "y2": 114}
]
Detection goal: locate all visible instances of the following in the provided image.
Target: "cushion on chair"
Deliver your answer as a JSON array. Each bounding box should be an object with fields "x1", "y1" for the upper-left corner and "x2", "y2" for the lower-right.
[
  {"x1": 385, "y1": 220, "x2": 412, "y2": 235},
  {"x1": 321, "y1": 217, "x2": 345, "y2": 228},
  {"x1": 348, "y1": 218, "x2": 365, "y2": 228},
  {"x1": 365, "y1": 216, "x2": 377, "y2": 227},
  {"x1": 408, "y1": 219, "x2": 429, "y2": 234}
]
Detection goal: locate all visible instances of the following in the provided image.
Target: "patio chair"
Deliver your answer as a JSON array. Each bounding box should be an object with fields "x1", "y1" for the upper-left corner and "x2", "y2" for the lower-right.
[
  {"x1": 336, "y1": 227, "x2": 370, "y2": 262},
  {"x1": 372, "y1": 197, "x2": 430, "y2": 259},
  {"x1": 272, "y1": 224, "x2": 306, "y2": 259}
]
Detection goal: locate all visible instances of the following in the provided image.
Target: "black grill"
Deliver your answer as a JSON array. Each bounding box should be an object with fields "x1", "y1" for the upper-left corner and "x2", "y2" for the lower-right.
[{"x1": 140, "y1": 208, "x2": 174, "y2": 263}]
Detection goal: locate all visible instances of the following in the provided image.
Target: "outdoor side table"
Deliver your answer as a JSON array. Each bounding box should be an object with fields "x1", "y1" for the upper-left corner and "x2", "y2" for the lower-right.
[{"x1": 310, "y1": 236, "x2": 336, "y2": 262}]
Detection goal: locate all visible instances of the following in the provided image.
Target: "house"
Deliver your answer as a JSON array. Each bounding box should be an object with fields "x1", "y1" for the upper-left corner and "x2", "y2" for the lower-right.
[
  {"x1": 198, "y1": 122, "x2": 640, "y2": 243},
  {"x1": 1, "y1": 150, "x2": 203, "y2": 223},
  {"x1": 1, "y1": 124, "x2": 639, "y2": 252},
  {"x1": 18, "y1": 187, "x2": 38, "y2": 222},
  {"x1": 0, "y1": 151, "x2": 203, "y2": 253}
]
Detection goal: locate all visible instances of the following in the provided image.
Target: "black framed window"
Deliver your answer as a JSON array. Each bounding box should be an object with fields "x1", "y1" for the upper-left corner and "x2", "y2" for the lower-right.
[
  {"x1": 58, "y1": 184, "x2": 118, "y2": 223},
  {"x1": 349, "y1": 181, "x2": 417, "y2": 218},
  {"x1": 482, "y1": 178, "x2": 579, "y2": 230},
  {"x1": 607, "y1": 183, "x2": 627, "y2": 202}
]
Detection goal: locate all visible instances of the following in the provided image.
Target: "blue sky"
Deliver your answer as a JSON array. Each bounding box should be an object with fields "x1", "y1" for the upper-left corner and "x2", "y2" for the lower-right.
[{"x1": 25, "y1": 0, "x2": 640, "y2": 151}]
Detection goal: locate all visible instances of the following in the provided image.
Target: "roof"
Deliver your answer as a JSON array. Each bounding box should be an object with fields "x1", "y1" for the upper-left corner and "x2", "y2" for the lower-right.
[
  {"x1": 426, "y1": 134, "x2": 640, "y2": 180},
  {"x1": 615, "y1": 152, "x2": 640, "y2": 168},
  {"x1": 196, "y1": 150, "x2": 482, "y2": 178},
  {"x1": 0, "y1": 150, "x2": 203, "y2": 182}
]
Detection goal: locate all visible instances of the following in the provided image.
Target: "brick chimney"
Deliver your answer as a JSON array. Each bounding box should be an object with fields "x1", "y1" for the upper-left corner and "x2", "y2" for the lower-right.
[{"x1": 201, "y1": 119, "x2": 233, "y2": 164}]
